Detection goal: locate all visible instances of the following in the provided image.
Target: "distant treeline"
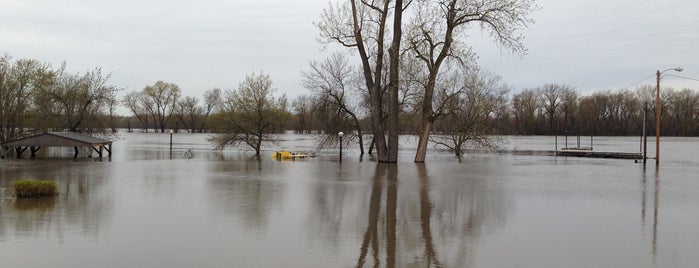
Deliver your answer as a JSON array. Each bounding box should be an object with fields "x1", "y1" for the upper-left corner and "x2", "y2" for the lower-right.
[
  {"x1": 285, "y1": 84, "x2": 699, "y2": 138},
  {"x1": 3, "y1": 54, "x2": 698, "y2": 147},
  {"x1": 497, "y1": 85, "x2": 699, "y2": 137},
  {"x1": 115, "y1": 83, "x2": 699, "y2": 138}
]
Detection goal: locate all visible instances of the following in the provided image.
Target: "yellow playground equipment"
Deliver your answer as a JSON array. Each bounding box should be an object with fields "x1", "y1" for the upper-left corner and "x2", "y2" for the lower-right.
[{"x1": 272, "y1": 151, "x2": 315, "y2": 160}]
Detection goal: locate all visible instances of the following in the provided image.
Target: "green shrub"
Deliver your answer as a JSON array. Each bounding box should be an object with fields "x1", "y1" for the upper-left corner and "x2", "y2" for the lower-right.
[{"x1": 11, "y1": 179, "x2": 58, "y2": 198}]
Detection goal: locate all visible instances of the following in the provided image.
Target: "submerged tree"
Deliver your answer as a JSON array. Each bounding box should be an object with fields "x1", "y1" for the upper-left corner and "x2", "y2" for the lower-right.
[
  {"x1": 316, "y1": 0, "x2": 407, "y2": 162},
  {"x1": 142, "y1": 81, "x2": 181, "y2": 133},
  {"x1": 0, "y1": 55, "x2": 52, "y2": 143},
  {"x1": 32, "y1": 66, "x2": 120, "y2": 133},
  {"x1": 431, "y1": 68, "x2": 509, "y2": 156},
  {"x1": 199, "y1": 88, "x2": 222, "y2": 133},
  {"x1": 121, "y1": 91, "x2": 150, "y2": 132},
  {"x1": 175, "y1": 96, "x2": 202, "y2": 133},
  {"x1": 409, "y1": 0, "x2": 536, "y2": 162},
  {"x1": 209, "y1": 72, "x2": 290, "y2": 157},
  {"x1": 302, "y1": 52, "x2": 368, "y2": 154}
]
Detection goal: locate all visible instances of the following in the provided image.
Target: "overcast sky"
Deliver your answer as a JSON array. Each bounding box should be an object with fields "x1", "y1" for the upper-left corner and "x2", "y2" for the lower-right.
[{"x1": 2, "y1": 0, "x2": 698, "y2": 100}]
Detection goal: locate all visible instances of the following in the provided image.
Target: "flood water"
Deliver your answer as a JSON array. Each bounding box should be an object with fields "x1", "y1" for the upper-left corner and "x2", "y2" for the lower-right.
[{"x1": 1, "y1": 133, "x2": 698, "y2": 267}]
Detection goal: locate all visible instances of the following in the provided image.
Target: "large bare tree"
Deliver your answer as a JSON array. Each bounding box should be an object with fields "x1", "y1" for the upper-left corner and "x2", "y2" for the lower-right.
[
  {"x1": 316, "y1": 0, "x2": 408, "y2": 162},
  {"x1": 409, "y1": 0, "x2": 536, "y2": 162}
]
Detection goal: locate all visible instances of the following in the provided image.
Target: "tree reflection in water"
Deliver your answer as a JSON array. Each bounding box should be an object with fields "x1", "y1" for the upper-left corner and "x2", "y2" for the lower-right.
[
  {"x1": 356, "y1": 163, "x2": 393, "y2": 267},
  {"x1": 417, "y1": 163, "x2": 442, "y2": 268},
  {"x1": 350, "y1": 161, "x2": 510, "y2": 268}
]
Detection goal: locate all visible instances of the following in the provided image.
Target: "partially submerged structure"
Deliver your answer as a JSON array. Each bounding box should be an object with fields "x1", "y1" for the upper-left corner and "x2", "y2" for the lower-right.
[{"x1": 1, "y1": 132, "x2": 112, "y2": 159}]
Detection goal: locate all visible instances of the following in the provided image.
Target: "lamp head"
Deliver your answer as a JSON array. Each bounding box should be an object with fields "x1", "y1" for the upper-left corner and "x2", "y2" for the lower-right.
[
  {"x1": 674, "y1": 67, "x2": 683, "y2": 72},
  {"x1": 169, "y1": 129, "x2": 173, "y2": 134},
  {"x1": 338, "y1": 132, "x2": 344, "y2": 138}
]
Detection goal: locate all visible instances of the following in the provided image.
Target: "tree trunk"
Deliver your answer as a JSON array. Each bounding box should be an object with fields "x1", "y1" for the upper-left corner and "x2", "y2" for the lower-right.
[
  {"x1": 369, "y1": 86, "x2": 388, "y2": 162},
  {"x1": 414, "y1": 121, "x2": 432, "y2": 163},
  {"x1": 386, "y1": 0, "x2": 403, "y2": 163},
  {"x1": 358, "y1": 133, "x2": 365, "y2": 155},
  {"x1": 349, "y1": 0, "x2": 389, "y2": 162}
]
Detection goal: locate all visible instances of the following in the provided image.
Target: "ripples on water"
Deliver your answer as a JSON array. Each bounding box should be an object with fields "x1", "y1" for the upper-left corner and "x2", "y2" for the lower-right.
[{"x1": 1, "y1": 133, "x2": 698, "y2": 267}]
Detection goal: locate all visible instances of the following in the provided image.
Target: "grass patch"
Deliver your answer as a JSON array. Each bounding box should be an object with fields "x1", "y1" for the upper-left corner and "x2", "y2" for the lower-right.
[{"x1": 11, "y1": 179, "x2": 59, "y2": 198}]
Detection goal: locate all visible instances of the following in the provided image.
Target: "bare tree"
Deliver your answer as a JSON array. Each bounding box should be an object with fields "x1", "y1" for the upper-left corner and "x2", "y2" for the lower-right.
[
  {"x1": 175, "y1": 96, "x2": 201, "y2": 133},
  {"x1": 539, "y1": 83, "x2": 575, "y2": 133},
  {"x1": 666, "y1": 88, "x2": 699, "y2": 136},
  {"x1": 430, "y1": 68, "x2": 508, "y2": 156},
  {"x1": 199, "y1": 88, "x2": 221, "y2": 133},
  {"x1": 408, "y1": 0, "x2": 536, "y2": 162},
  {"x1": 316, "y1": 0, "x2": 408, "y2": 162},
  {"x1": 290, "y1": 94, "x2": 314, "y2": 134},
  {"x1": 209, "y1": 72, "x2": 290, "y2": 157},
  {"x1": 511, "y1": 89, "x2": 540, "y2": 135},
  {"x1": 122, "y1": 91, "x2": 150, "y2": 132},
  {"x1": 142, "y1": 81, "x2": 181, "y2": 133},
  {"x1": 302, "y1": 52, "x2": 368, "y2": 154}
]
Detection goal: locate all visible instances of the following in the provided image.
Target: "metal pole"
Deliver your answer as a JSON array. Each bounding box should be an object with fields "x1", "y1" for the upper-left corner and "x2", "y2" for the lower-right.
[
  {"x1": 338, "y1": 131, "x2": 344, "y2": 162},
  {"x1": 169, "y1": 130, "x2": 173, "y2": 153},
  {"x1": 655, "y1": 70, "x2": 661, "y2": 165},
  {"x1": 339, "y1": 136, "x2": 343, "y2": 162},
  {"x1": 643, "y1": 102, "x2": 648, "y2": 165}
]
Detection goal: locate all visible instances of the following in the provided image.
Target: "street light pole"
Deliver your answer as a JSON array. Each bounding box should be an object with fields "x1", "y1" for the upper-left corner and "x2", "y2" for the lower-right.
[
  {"x1": 338, "y1": 132, "x2": 344, "y2": 162},
  {"x1": 655, "y1": 67, "x2": 683, "y2": 165},
  {"x1": 169, "y1": 129, "x2": 173, "y2": 154}
]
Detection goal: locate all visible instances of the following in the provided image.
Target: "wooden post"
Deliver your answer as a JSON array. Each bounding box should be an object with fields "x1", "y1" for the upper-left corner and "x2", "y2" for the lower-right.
[{"x1": 30, "y1": 146, "x2": 41, "y2": 158}]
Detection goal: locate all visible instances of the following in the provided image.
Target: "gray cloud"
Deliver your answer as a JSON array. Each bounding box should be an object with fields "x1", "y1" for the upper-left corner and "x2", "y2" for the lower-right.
[{"x1": 1, "y1": 0, "x2": 697, "y2": 101}]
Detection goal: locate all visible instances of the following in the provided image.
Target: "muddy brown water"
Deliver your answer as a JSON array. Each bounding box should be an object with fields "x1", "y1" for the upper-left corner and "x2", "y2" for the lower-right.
[{"x1": 1, "y1": 133, "x2": 698, "y2": 267}]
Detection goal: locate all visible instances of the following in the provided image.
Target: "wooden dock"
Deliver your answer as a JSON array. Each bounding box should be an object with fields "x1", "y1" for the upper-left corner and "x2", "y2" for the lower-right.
[{"x1": 556, "y1": 150, "x2": 642, "y2": 159}]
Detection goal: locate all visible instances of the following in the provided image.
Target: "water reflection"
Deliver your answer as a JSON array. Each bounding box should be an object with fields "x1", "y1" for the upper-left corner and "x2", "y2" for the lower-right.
[
  {"x1": 356, "y1": 163, "x2": 396, "y2": 267},
  {"x1": 417, "y1": 163, "x2": 441, "y2": 267},
  {"x1": 347, "y1": 161, "x2": 510, "y2": 267},
  {"x1": 0, "y1": 133, "x2": 697, "y2": 267},
  {"x1": 0, "y1": 160, "x2": 113, "y2": 242},
  {"x1": 652, "y1": 167, "x2": 660, "y2": 263},
  {"x1": 207, "y1": 160, "x2": 282, "y2": 233},
  {"x1": 640, "y1": 165, "x2": 661, "y2": 264},
  {"x1": 14, "y1": 197, "x2": 57, "y2": 210}
]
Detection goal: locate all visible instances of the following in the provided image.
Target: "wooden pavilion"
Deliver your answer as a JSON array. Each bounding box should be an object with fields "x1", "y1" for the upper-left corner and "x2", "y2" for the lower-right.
[{"x1": 1, "y1": 132, "x2": 112, "y2": 159}]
